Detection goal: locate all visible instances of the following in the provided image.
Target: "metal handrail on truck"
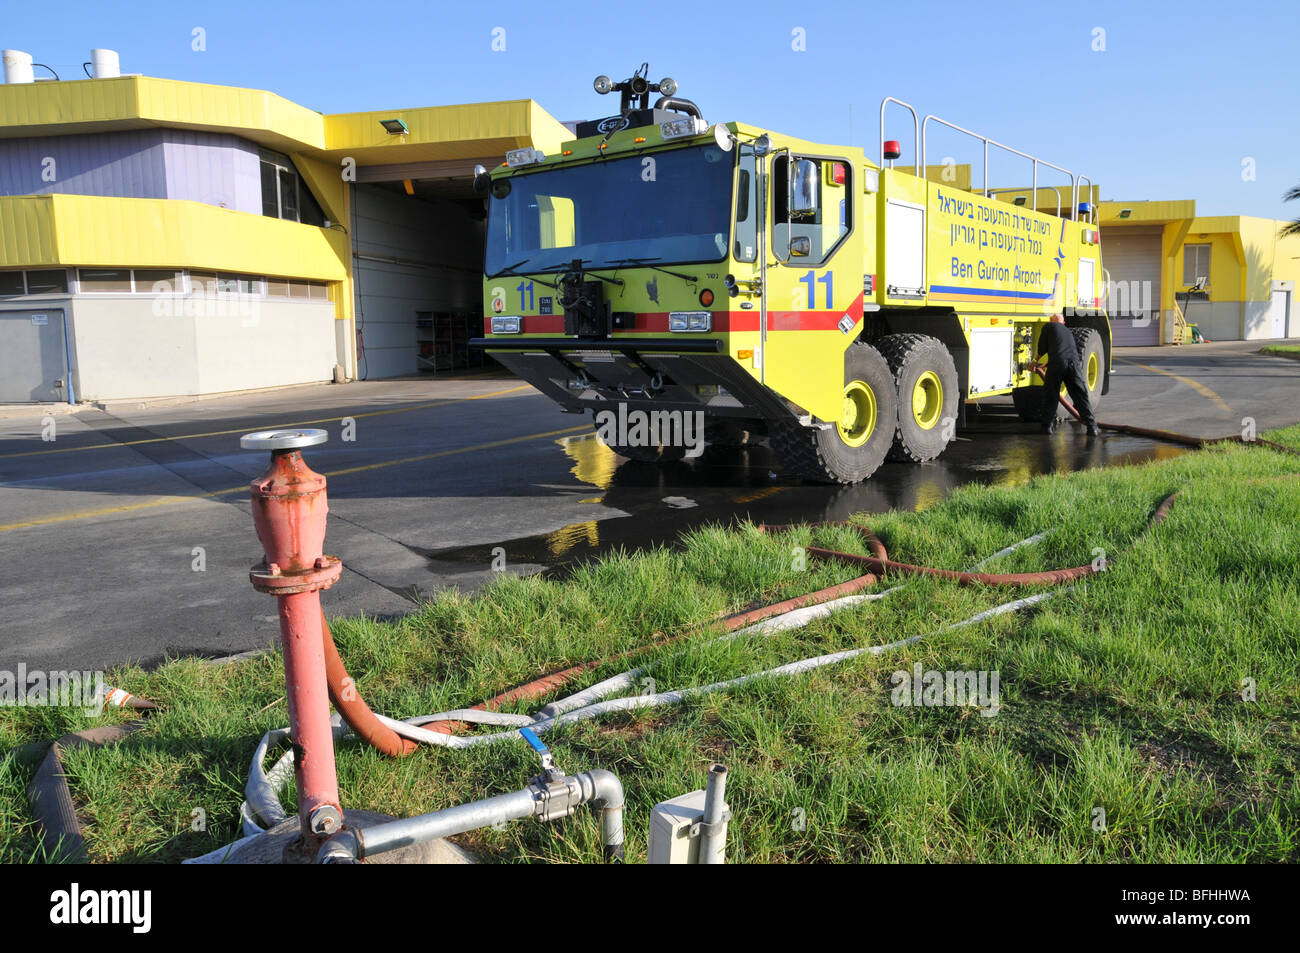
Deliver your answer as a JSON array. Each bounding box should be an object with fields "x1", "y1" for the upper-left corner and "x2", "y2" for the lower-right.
[{"x1": 880, "y1": 97, "x2": 1090, "y2": 222}]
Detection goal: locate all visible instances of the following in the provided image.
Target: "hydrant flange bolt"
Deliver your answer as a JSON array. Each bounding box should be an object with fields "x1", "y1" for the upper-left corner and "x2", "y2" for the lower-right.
[{"x1": 310, "y1": 804, "x2": 343, "y2": 836}]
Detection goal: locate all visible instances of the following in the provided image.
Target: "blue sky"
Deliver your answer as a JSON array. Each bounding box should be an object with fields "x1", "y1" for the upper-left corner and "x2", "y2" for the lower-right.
[{"x1": 6, "y1": 0, "x2": 1299, "y2": 220}]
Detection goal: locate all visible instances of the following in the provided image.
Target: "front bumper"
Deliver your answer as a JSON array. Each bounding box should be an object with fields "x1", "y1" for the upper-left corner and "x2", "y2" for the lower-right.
[{"x1": 471, "y1": 336, "x2": 791, "y2": 419}]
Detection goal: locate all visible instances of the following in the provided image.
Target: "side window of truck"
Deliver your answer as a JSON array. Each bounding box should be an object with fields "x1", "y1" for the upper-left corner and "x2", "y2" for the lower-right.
[
  {"x1": 734, "y1": 147, "x2": 758, "y2": 262},
  {"x1": 772, "y1": 156, "x2": 851, "y2": 265}
]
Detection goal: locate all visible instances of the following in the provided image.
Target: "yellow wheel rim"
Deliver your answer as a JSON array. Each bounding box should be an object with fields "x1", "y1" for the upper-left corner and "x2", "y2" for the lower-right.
[
  {"x1": 1086, "y1": 352, "x2": 1100, "y2": 391},
  {"x1": 838, "y1": 380, "x2": 878, "y2": 448},
  {"x1": 912, "y1": 371, "x2": 943, "y2": 430}
]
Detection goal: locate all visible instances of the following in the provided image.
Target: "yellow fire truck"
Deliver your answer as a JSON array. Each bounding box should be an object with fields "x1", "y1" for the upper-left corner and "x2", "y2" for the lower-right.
[{"x1": 472, "y1": 68, "x2": 1109, "y2": 483}]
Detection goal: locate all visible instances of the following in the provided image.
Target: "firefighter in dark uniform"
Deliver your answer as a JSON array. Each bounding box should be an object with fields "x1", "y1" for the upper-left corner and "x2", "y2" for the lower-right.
[{"x1": 1036, "y1": 315, "x2": 1099, "y2": 435}]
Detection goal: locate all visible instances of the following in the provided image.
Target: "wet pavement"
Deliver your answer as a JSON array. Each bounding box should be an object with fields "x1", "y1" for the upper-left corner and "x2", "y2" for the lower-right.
[
  {"x1": 1, "y1": 339, "x2": 1296, "y2": 670},
  {"x1": 428, "y1": 412, "x2": 1192, "y2": 579}
]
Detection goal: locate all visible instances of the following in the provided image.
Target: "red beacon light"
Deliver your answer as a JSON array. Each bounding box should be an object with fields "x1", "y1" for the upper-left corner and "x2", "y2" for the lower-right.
[{"x1": 883, "y1": 140, "x2": 902, "y2": 165}]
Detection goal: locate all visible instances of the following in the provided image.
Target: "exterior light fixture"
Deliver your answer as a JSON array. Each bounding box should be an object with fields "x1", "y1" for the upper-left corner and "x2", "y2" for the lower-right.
[
  {"x1": 1118, "y1": 208, "x2": 1132, "y2": 219},
  {"x1": 380, "y1": 118, "x2": 409, "y2": 135}
]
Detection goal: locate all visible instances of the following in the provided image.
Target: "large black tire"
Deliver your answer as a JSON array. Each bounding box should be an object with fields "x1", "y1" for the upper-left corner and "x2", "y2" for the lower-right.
[
  {"x1": 1012, "y1": 326, "x2": 1107, "y2": 422},
  {"x1": 878, "y1": 333, "x2": 960, "y2": 462},
  {"x1": 1070, "y1": 327, "x2": 1105, "y2": 415},
  {"x1": 768, "y1": 342, "x2": 898, "y2": 484}
]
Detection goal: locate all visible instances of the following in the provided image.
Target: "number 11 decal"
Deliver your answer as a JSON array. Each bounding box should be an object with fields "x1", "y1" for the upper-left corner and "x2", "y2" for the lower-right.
[{"x1": 798, "y1": 270, "x2": 833, "y2": 309}]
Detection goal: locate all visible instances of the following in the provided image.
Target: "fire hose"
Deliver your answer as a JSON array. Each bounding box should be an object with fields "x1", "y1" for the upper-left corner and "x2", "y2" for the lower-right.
[
  {"x1": 309, "y1": 415, "x2": 1300, "y2": 766},
  {"x1": 242, "y1": 524, "x2": 1085, "y2": 835},
  {"x1": 1028, "y1": 360, "x2": 1298, "y2": 455}
]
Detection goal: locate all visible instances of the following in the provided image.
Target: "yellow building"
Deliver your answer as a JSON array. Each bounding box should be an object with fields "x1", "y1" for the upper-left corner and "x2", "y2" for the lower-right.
[
  {"x1": 0, "y1": 58, "x2": 570, "y2": 402},
  {"x1": 1098, "y1": 202, "x2": 1300, "y2": 345}
]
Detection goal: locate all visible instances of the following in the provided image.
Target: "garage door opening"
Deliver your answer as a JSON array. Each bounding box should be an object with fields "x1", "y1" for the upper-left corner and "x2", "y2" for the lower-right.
[
  {"x1": 1102, "y1": 228, "x2": 1161, "y2": 346},
  {"x1": 351, "y1": 175, "x2": 494, "y2": 379}
]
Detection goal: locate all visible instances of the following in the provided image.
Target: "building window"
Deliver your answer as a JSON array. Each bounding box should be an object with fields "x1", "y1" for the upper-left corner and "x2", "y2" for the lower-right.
[
  {"x1": 135, "y1": 270, "x2": 182, "y2": 294},
  {"x1": 78, "y1": 269, "x2": 133, "y2": 292},
  {"x1": 216, "y1": 274, "x2": 264, "y2": 295},
  {"x1": 266, "y1": 278, "x2": 331, "y2": 301},
  {"x1": 77, "y1": 269, "x2": 184, "y2": 293},
  {"x1": 260, "y1": 150, "x2": 326, "y2": 226},
  {"x1": 1183, "y1": 244, "x2": 1211, "y2": 286},
  {"x1": 0, "y1": 271, "x2": 25, "y2": 296},
  {"x1": 24, "y1": 269, "x2": 70, "y2": 294}
]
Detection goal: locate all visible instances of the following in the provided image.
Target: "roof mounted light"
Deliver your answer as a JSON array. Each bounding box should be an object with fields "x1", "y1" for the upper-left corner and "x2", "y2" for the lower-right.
[
  {"x1": 380, "y1": 118, "x2": 409, "y2": 135},
  {"x1": 662, "y1": 116, "x2": 708, "y2": 141},
  {"x1": 595, "y1": 65, "x2": 682, "y2": 114},
  {"x1": 505, "y1": 147, "x2": 546, "y2": 168}
]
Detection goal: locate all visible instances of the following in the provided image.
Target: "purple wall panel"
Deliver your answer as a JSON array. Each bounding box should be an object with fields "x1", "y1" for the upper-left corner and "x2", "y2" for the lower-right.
[
  {"x1": 0, "y1": 130, "x2": 265, "y2": 214},
  {"x1": 161, "y1": 131, "x2": 262, "y2": 214},
  {"x1": 0, "y1": 131, "x2": 168, "y2": 198}
]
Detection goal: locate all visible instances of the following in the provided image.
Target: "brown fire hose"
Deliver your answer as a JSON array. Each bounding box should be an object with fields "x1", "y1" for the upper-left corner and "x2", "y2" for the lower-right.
[
  {"x1": 320, "y1": 567, "x2": 882, "y2": 749},
  {"x1": 1030, "y1": 361, "x2": 1299, "y2": 455}
]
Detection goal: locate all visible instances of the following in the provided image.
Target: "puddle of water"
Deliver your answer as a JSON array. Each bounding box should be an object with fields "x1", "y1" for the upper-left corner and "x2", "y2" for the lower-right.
[{"x1": 422, "y1": 412, "x2": 1190, "y2": 579}]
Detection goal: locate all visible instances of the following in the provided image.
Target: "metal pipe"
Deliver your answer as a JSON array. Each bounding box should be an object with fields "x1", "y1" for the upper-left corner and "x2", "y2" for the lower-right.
[
  {"x1": 699, "y1": 763, "x2": 729, "y2": 864},
  {"x1": 583, "y1": 769, "x2": 626, "y2": 862},
  {"x1": 333, "y1": 788, "x2": 539, "y2": 862},
  {"x1": 878, "y1": 97, "x2": 919, "y2": 170},
  {"x1": 652, "y1": 95, "x2": 702, "y2": 119},
  {"x1": 317, "y1": 769, "x2": 625, "y2": 863}
]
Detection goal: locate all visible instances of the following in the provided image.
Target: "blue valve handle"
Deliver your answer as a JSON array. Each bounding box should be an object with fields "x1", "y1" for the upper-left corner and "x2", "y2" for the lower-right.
[{"x1": 519, "y1": 726, "x2": 548, "y2": 753}]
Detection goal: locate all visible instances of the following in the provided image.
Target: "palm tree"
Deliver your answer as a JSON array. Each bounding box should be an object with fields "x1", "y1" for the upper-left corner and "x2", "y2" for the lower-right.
[{"x1": 1283, "y1": 185, "x2": 1300, "y2": 237}]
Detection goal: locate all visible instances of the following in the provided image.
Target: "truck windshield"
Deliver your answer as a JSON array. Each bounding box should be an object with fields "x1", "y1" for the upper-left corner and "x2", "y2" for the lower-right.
[{"x1": 484, "y1": 142, "x2": 734, "y2": 276}]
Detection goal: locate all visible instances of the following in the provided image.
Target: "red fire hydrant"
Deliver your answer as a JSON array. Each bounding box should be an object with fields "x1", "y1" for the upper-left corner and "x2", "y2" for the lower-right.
[{"x1": 241, "y1": 428, "x2": 344, "y2": 862}]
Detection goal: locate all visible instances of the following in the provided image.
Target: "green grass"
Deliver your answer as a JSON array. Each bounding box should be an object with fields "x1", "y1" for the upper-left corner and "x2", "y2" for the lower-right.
[
  {"x1": 1261, "y1": 345, "x2": 1300, "y2": 359},
  {"x1": 3, "y1": 425, "x2": 1299, "y2": 864}
]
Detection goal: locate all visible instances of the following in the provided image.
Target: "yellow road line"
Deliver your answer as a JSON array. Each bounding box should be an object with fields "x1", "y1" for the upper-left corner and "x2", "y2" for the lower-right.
[
  {"x1": 0, "y1": 424, "x2": 588, "y2": 533},
  {"x1": 0, "y1": 385, "x2": 532, "y2": 460},
  {"x1": 1114, "y1": 358, "x2": 1235, "y2": 416}
]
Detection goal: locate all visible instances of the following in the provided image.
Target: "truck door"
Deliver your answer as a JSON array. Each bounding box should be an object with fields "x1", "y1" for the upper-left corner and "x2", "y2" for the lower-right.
[{"x1": 763, "y1": 152, "x2": 865, "y2": 423}]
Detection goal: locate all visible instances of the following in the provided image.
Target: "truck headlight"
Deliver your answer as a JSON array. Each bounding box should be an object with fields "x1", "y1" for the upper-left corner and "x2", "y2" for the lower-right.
[
  {"x1": 669, "y1": 311, "x2": 711, "y2": 332},
  {"x1": 491, "y1": 316, "x2": 522, "y2": 334}
]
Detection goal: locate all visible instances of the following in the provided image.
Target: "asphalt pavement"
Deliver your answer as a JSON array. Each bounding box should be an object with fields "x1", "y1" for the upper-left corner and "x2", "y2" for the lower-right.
[{"x1": 1, "y1": 339, "x2": 1296, "y2": 671}]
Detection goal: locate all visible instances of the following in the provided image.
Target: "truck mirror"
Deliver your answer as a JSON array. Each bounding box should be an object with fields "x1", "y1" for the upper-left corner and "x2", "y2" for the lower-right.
[
  {"x1": 789, "y1": 236, "x2": 812, "y2": 258},
  {"x1": 473, "y1": 165, "x2": 491, "y2": 197},
  {"x1": 790, "y1": 158, "x2": 819, "y2": 216}
]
